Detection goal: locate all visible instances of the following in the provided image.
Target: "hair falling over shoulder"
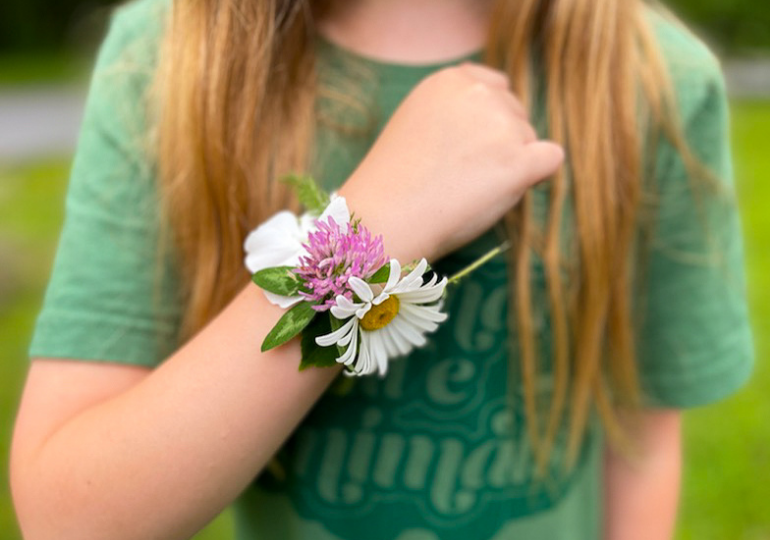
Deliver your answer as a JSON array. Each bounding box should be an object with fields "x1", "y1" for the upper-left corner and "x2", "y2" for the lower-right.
[{"x1": 153, "y1": 0, "x2": 699, "y2": 467}]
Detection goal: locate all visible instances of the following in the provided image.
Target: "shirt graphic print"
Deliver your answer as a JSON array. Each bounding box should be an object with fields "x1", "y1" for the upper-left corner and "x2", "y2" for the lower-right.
[{"x1": 255, "y1": 246, "x2": 589, "y2": 540}]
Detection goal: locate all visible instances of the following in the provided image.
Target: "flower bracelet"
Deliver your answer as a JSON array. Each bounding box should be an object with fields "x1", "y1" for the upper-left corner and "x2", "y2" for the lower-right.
[{"x1": 243, "y1": 175, "x2": 506, "y2": 377}]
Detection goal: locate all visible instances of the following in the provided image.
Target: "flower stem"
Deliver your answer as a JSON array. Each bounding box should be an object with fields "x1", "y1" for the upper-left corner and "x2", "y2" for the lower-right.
[{"x1": 446, "y1": 242, "x2": 511, "y2": 285}]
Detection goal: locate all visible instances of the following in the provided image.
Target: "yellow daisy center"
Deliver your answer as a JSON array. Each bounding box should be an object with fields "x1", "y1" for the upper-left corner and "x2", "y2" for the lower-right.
[{"x1": 360, "y1": 296, "x2": 400, "y2": 331}]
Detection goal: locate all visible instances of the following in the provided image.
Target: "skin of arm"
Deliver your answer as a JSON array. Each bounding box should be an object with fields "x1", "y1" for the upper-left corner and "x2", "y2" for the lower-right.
[
  {"x1": 603, "y1": 409, "x2": 682, "y2": 540},
  {"x1": 11, "y1": 287, "x2": 343, "y2": 540}
]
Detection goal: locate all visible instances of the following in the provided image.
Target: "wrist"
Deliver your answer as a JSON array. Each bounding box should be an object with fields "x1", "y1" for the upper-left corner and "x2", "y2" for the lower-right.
[
  {"x1": 243, "y1": 181, "x2": 451, "y2": 378},
  {"x1": 336, "y1": 178, "x2": 437, "y2": 264}
]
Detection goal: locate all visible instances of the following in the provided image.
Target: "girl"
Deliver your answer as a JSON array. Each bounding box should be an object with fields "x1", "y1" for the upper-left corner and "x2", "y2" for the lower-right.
[{"x1": 11, "y1": 0, "x2": 753, "y2": 539}]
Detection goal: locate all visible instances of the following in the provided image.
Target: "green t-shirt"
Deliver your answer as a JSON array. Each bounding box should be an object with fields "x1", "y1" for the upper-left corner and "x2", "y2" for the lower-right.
[{"x1": 29, "y1": 1, "x2": 754, "y2": 539}]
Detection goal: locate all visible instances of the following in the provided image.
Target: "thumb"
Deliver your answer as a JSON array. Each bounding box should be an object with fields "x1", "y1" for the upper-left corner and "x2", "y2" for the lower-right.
[{"x1": 516, "y1": 140, "x2": 565, "y2": 186}]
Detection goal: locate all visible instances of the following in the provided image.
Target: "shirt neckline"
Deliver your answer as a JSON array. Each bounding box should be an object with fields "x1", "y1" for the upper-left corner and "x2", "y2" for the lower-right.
[{"x1": 315, "y1": 34, "x2": 485, "y2": 82}]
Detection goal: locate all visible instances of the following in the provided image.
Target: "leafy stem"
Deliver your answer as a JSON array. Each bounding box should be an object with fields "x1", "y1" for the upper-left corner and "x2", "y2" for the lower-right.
[{"x1": 446, "y1": 241, "x2": 511, "y2": 285}]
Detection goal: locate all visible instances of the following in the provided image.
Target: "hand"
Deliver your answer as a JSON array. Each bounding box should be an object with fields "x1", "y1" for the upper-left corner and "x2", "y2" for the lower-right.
[{"x1": 338, "y1": 62, "x2": 564, "y2": 262}]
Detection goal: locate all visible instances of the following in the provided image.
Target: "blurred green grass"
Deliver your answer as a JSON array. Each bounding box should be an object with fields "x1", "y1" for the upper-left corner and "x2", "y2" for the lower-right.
[
  {"x1": 0, "y1": 102, "x2": 768, "y2": 540},
  {"x1": 676, "y1": 101, "x2": 770, "y2": 540},
  {"x1": 0, "y1": 53, "x2": 87, "y2": 86}
]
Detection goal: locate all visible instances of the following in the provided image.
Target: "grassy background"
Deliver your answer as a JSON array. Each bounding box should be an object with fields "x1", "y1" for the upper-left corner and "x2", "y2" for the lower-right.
[
  {"x1": 1, "y1": 102, "x2": 768, "y2": 539},
  {"x1": 676, "y1": 101, "x2": 770, "y2": 540},
  {"x1": 0, "y1": 53, "x2": 87, "y2": 86}
]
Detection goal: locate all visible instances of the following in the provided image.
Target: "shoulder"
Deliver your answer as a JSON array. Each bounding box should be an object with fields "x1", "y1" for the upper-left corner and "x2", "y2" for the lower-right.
[
  {"x1": 645, "y1": 7, "x2": 728, "y2": 125},
  {"x1": 109, "y1": 0, "x2": 170, "y2": 41},
  {"x1": 83, "y1": 0, "x2": 170, "y2": 133},
  {"x1": 95, "y1": 0, "x2": 170, "y2": 75},
  {"x1": 71, "y1": 0, "x2": 170, "y2": 193}
]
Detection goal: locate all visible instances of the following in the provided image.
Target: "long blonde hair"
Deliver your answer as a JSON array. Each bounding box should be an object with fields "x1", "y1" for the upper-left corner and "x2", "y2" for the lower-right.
[{"x1": 155, "y1": 0, "x2": 692, "y2": 464}]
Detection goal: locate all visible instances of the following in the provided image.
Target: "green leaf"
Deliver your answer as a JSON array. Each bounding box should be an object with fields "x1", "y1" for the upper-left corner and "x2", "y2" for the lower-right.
[
  {"x1": 252, "y1": 266, "x2": 301, "y2": 296},
  {"x1": 368, "y1": 263, "x2": 391, "y2": 283},
  {"x1": 261, "y1": 302, "x2": 317, "y2": 352},
  {"x1": 299, "y1": 314, "x2": 341, "y2": 370},
  {"x1": 280, "y1": 173, "x2": 330, "y2": 215}
]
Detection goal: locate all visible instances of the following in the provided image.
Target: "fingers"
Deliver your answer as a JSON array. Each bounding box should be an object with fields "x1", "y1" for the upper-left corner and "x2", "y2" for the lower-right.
[
  {"x1": 456, "y1": 63, "x2": 557, "y2": 183},
  {"x1": 516, "y1": 141, "x2": 565, "y2": 186},
  {"x1": 458, "y1": 62, "x2": 510, "y2": 90},
  {"x1": 515, "y1": 120, "x2": 538, "y2": 144},
  {"x1": 458, "y1": 63, "x2": 529, "y2": 122},
  {"x1": 509, "y1": 99, "x2": 529, "y2": 123}
]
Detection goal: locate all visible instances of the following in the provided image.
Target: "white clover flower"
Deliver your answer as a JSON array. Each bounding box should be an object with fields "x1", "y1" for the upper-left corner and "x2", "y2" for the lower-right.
[
  {"x1": 315, "y1": 258, "x2": 448, "y2": 377},
  {"x1": 243, "y1": 196, "x2": 350, "y2": 308}
]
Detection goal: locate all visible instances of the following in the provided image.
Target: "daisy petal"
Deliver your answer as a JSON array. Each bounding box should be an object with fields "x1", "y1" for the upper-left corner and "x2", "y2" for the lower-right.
[
  {"x1": 425, "y1": 273, "x2": 438, "y2": 285},
  {"x1": 401, "y1": 303, "x2": 448, "y2": 323},
  {"x1": 385, "y1": 319, "x2": 414, "y2": 355},
  {"x1": 348, "y1": 276, "x2": 374, "y2": 303},
  {"x1": 396, "y1": 280, "x2": 447, "y2": 304},
  {"x1": 339, "y1": 323, "x2": 356, "y2": 347},
  {"x1": 316, "y1": 317, "x2": 356, "y2": 347},
  {"x1": 338, "y1": 324, "x2": 359, "y2": 365},
  {"x1": 355, "y1": 303, "x2": 372, "y2": 319},
  {"x1": 391, "y1": 316, "x2": 427, "y2": 348},
  {"x1": 331, "y1": 295, "x2": 363, "y2": 319},
  {"x1": 399, "y1": 305, "x2": 441, "y2": 332},
  {"x1": 383, "y1": 259, "x2": 402, "y2": 293},
  {"x1": 371, "y1": 291, "x2": 389, "y2": 306},
  {"x1": 378, "y1": 327, "x2": 400, "y2": 359},
  {"x1": 355, "y1": 333, "x2": 373, "y2": 375},
  {"x1": 391, "y1": 258, "x2": 429, "y2": 293},
  {"x1": 369, "y1": 332, "x2": 390, "y2": 377},
  {"x1": 407, "y1": 313, "x2": 439, "y2": 330}
]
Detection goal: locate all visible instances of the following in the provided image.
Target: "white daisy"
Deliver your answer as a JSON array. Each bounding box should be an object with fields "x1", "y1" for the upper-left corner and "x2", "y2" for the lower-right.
[{"x1": 315, "y1": 258, "x2": 448, "y2": 377}]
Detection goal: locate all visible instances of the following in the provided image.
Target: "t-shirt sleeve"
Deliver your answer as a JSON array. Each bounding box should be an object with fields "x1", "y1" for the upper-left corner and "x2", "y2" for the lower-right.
[
  {"x1": 635, "y1": 34, "x2": 754, "y2": 407},
  {"x1": 28, "y1": 0, "x2": 182, "y2": 368}
]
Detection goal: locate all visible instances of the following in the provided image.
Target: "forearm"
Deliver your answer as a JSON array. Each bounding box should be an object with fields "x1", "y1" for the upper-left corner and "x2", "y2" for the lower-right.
[
  {"x1": 603, "y1": 410, "x2": 682, "y2": 540},
  {"x1": 14, "y1": 285, "x2": 340, "y2": 540}
]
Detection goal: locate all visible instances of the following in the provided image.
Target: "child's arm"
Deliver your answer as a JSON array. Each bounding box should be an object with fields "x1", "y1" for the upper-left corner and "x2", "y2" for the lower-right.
[
  {"x1": 12, "y1": 287, "x2": 341, "y2": 540},
  {"x1": 603, "y1": 410, "x2": 682, "y2": 540}
]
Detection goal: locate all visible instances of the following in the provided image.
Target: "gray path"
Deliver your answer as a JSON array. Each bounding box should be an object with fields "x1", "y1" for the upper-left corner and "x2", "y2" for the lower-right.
[
  {"x1": 0, "y1": 59, "x2": 768, "y2": 162},
  {"x1": 0, "y1": 85, "x2": 85, "y2": 161},
  {"x1": 723, "y1": 59, "x2": 770, "y2": 99}
]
